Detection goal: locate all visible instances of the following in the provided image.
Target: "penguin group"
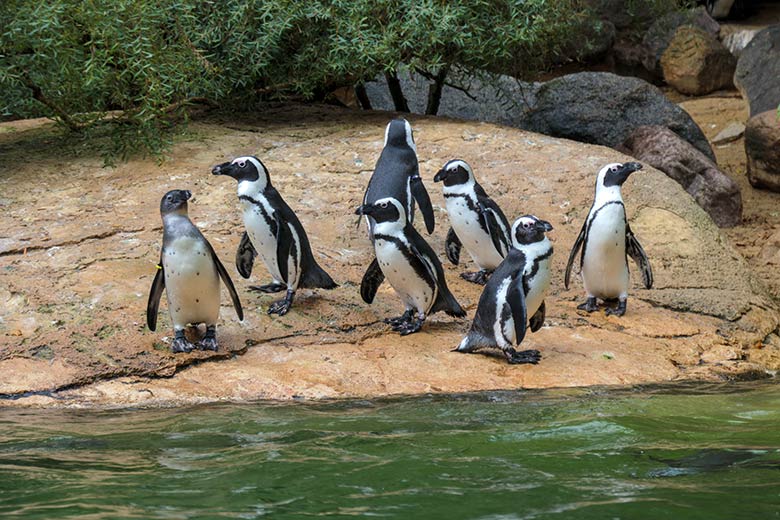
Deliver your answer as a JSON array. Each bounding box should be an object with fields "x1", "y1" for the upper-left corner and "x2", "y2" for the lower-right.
[{"x1": 147, "y1": 118, "x2": 653, "y2": 364}]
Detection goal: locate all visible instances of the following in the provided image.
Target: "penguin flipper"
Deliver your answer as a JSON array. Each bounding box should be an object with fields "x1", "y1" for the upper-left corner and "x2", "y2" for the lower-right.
[
  {"x1": 445, "y1": 227, "x2": 462, "y2": 265},
  {"x1": 360, "y1": 257, "x2": 385, "y2": 304},
  {"x1": 481, "y1": 205, "x2": 509, "y2": 259},
  {"x1": 410, "y1": 174, "x2": 435, "y2": 234},
  {"x1": 274, "y1": 213, "x2": 294, "y2": 285},
  {"x1": 146, "y1": 259, "x2": 165, "y2": 331},
  {"x1": 529, "y1": 300, "x2": 545, "y2": 333},
  {"x1": 475, "y1": 185, "x2": 511, "y2": 255},
  {"x1": 564, "y1": 219, "x2": 588, "y2": 290},
  {"x1": 235, "y1": 231, "x2": 257, "y2": 279},
  {"x1": 626, "y1": 224, "x2": 653, "y2": 289},
  {"x1": 209, "y1": 244, "x2": 244, "y2": 321},
  {"x1": 506, "y1": 274, "x2": 528, "y2": 346}
]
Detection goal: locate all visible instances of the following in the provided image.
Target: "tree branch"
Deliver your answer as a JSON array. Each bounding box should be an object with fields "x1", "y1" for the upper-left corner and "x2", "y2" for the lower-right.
[
  {"x1": 21, "y1": 75, "x2": 88, "y2": 131},
  {"x1": 385, "y1": 70, "x2": 409, "y2": 113}
]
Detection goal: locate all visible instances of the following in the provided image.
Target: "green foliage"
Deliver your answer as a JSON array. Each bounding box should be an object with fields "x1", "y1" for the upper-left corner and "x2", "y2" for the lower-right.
[{"x1": 1, "y1": 0, "x2": 678, "y2": 161}]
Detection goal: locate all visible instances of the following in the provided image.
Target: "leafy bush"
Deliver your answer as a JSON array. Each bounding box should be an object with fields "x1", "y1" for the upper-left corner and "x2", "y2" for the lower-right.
[{"x1": 0, "y1": 0, "x2": 678, "y2": 161}]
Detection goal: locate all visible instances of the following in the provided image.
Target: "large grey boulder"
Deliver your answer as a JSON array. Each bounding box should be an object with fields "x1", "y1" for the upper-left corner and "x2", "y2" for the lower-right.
[
  {"x1": 734, "y1": 25, "x2": 780, "y2": 117},
  {"x1": 364, "y1": 71, "x2": 540, "y2": 129},
  {"x1": 523, "y1": 72, "x2": 716, "y2": 162},
  {"x1": 745, "y1": 110, "x2": 780, "y2": 192},
  {"x1": 660, "y1": 26, "x2": 735, "y2": 96},
  {"x1": 622, "y1": 125, "x2": 741, "y2": 227}
]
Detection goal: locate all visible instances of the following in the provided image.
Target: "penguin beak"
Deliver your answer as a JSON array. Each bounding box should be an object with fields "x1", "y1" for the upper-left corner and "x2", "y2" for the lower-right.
[
  {"x1": 355, "y1": 204, "x2": 374, "y2": 216},
  {"x1": 184, "y1": 190, "x2": 192, "y2": 201},
  {"x1": 538, "y1": 220, "x2": 553, "y2": 232},
  {"x1": 211, "y1": 162, "x2": 232, "y2": 176},
  {"x1": 433, "y1": 169, "x2": 446, "y2": 183},
  {"x1": 621, "y1": 162, "x2": 643, "y2": 175}
]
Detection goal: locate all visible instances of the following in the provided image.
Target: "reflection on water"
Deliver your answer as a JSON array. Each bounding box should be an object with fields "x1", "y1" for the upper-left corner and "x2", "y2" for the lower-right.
[{"x1": 1, "y1": 381, "x2": 780, "y2": 519}]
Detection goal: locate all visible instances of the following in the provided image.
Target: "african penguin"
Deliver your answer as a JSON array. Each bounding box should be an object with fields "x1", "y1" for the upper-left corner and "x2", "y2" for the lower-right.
[
  {"x1": 212, "y1": 156, "x2": 337, "y2": 316},
  {"x1": 433, "y1": 159, "x2": 511, "y2": 285},
  {"x1": 147, "y1": 189, "x2": 243, "y2": 353},
  {"x1": 455, "y1": 215, "x2": 553, "y2": 364},
  {"x1": 564, "y1": 162, "x2": 653, "y2": 316},
  {"x1": 355, "y1": 197, "x2": 465, "y2": 335},
  {"x1": 359, "y1": 119, "x2": 435, "y2": 305}
]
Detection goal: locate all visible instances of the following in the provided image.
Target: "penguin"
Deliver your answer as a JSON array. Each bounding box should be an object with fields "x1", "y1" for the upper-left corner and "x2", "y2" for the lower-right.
[
  {"x1": 564, "y1": 162, "x2": 653, "y2": 316},
  {"x1": 455, "y1": 215, "x2": 554, "y2": 365},
  {"x1": 147, "y1": 189, "x2": 243, "y2": 353},
  {"x1": 433, "y1": 159, "x2": 511, "y2": 285},
  {"x1": 211, "y1": 156, "x2": 337, "y2": 316},
  {"x1": 354, "y1": 197, "x2": 465, "y2": 335},
  {"x1": 359, "y1": 118, "x2": 435, "y2": 305}
]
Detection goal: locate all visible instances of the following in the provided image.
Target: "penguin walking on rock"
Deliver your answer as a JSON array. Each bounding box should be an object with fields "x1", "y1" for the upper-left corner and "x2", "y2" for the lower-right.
[
  {"x1": 433, "y1": 159, "x2": 511, "y2": 285},
  {"x1": 455, "y1": 215, "x2": 553, "y2": 365},
  {"x1": 355, "y1": 197, "x2": 465, "y2": 335},
  {"x1": 147, "y1": 189, "x2": 243, "y2": 353},
  {"x1": 212, "y1": 156, "x2": 337, "y2": 316},
  {"x1": 359, "y1": 119, "x2": 435, "y2": 305},
  {"x1": 564, "y1": 162, "x2": 653, "y2": 316}
]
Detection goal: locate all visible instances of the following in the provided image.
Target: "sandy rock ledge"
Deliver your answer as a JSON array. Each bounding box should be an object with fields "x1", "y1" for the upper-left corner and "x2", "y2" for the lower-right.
[{"x1": 0, "y1": 105, "x2": 777, "y2": 408}]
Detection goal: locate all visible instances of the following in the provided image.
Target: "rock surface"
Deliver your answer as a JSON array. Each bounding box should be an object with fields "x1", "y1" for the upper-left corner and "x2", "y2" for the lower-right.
[
  {"x1": 622, "y1": 125, "x2": 742, "y2": 227},
  {"x1": 523, "y1": 72, "x2": 716, "y2": 162},
  {"x1": 642, "y1": 7, "x2": 720, "y2": 76},
  {"x1": 734, "y1": 25, "x2": 780, "y2": 117},
  {"x1": 712, "y1": 121, "x2": 745, "y2": 144},
  {"x1": 745, "y1": 110, "x2": 780, "y2": 192},
  {"x1": 0, "y1": 105, "x2": 777, "y2": 408},
  {"x1": 661, "y1": 26, "x2": 736, "y2": 96}
]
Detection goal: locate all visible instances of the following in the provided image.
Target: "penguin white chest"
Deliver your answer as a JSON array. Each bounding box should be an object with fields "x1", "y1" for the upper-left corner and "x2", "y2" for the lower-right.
[
  {"x1": 163, "y1": 235, "x2": 220, "y2": 329},
  {"x1": 582, "y1": 204, "x2": 629, "y2": 299},
  {"x1": 524, "y1": 256, "x2": 552, "y2": 319},
  {"x1": 374, "y1": 238, "x2": 436, "y2": 314},
  {"x1": 242, "y1": 200, "x2": 283, "y2": 283},
  {"x1": 446, "y1": 196, "x2": 503, "y2": 270}
]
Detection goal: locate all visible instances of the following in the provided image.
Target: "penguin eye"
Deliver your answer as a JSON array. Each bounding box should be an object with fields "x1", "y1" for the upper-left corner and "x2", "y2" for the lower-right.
[
  {"x1": 237, "y1": 160, "x2": 246, "y2": 168},
  {"x1": 379, "y1": 202, "x2": 388, "y2": 209},
  {"x1": 166, "y1": 195, "x2": 172, "y2": 201}
]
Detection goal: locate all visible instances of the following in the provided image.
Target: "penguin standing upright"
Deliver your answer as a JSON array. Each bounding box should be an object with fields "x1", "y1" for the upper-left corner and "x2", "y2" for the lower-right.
[
  {"x1": 212, "y1": 156, "x2": 337, "y2": 316},
  {"x1": 455, "y1": 215, "x2": 553, "y2": 364},
  {"x1": 359, "y1": 119, "x2": 435, "y2": 304},
  {"x1": 433, "y1": 159, "x2": 511, "y2": 285},
  {"x1": 147, "y1": 189, "x2": 243, "y2": 353},
  {"x1": 564, "y1": 162, "x2": 653, "y2": 316},
  {"x1": 355, "y1": 197, "x2": 464, "y2": 335}
]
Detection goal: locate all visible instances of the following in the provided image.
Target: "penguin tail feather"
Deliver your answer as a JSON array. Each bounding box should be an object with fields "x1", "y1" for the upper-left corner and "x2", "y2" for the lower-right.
[
  {"x1": 433, "y1": 289, "x2": 466, "y2": 318},
  {"x1": 302, "y1": 262, "x2": 338, "y2": 290}
]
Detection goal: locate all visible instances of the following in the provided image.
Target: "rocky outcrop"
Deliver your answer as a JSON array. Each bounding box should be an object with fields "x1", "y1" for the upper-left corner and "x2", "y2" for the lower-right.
[
  {"x1": 660, "y1": 26, "x2": 735, "y2": 95},
  {"x1": 622, "y1": 125, "x2": 742, "y2": 227},
  {"x1": 734, "y1": 25, "x2": 780, "y2": 117},
  {"x1": 642, "y1": 7, "x2": 720, "y2": 76},
  {"x1": 745, "y1": 110, "x2": 780, "y2": 192},
  {"x1": 523, "y1": 72, "x2": 716, "y2": 161},
  {"x1": 0, "y1": 106, "x2": 776, "y2": 407}
]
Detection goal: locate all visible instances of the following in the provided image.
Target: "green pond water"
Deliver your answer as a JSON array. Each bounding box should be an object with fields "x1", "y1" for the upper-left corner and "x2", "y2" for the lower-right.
[{"x1": 1, "y1": 382, "x2": 779, "y2": 519}]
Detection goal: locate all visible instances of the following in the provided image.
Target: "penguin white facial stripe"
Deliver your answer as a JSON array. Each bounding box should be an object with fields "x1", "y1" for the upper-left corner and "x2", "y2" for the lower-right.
[{"x1": 403, "y1": 120, "x2": 417, "y2": 153}]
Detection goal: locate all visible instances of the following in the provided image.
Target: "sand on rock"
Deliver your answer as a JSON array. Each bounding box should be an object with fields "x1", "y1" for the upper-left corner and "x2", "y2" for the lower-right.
[{"x1": 0, "y1": 104, "x2": 777, "y2": 408}]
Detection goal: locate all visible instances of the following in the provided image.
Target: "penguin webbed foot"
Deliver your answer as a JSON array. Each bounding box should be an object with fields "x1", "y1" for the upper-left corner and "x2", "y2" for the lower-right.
[
  {"x1": 250, "y1": 282, "x2": 287, "y2": 294},
  {"x1": 268, "y1": 289, "x2": 295, "y2": 316},
  {"x1": 577, "y1": 297, "x2": 599, "y2": 313},
  {"x1": 605, "y1": 299, "x2": 627, "y2": 317},
  {"x1": 397, "y1": 316, "x2": 425, "y2": 336},
  {"x1": 171, "y1": 331, "x2": 196, "y2": 354},
  {"x1": 504, "y1": 348, "x2": 541, "y2": 365},
  {"x1": 198, "y1": 326, "x2": 218, "y2": 351},
  {"x1": 461, "y1": 270, "x2": 491, "y2": 285},
  {"x1": 384, "y1": 309, "x2": 414, "y2": 328}
]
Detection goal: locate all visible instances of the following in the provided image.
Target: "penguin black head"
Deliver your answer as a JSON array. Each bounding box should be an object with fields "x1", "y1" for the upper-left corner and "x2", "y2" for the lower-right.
[
  {"x1": 599, "y1": 162, "x2": 643, "y2": 189},
  {"x1": 433, "y1": 159, "x2": 473, "y2": 187},
  {"x1": 512, "y1": 215, "x2": 553, "y2": 246},
  {"x1": 384, "y1": 119, "x2": 416, "y2": 151},
  {"x1": 160, "y1": 189, "x2": 191, "y2": 216},
  {"x1": 355, "y1": 197, "x2": 404, "y2": 225},
  {"x1": 211, "y1": 156, "x2": 271, "y2": 189}
]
